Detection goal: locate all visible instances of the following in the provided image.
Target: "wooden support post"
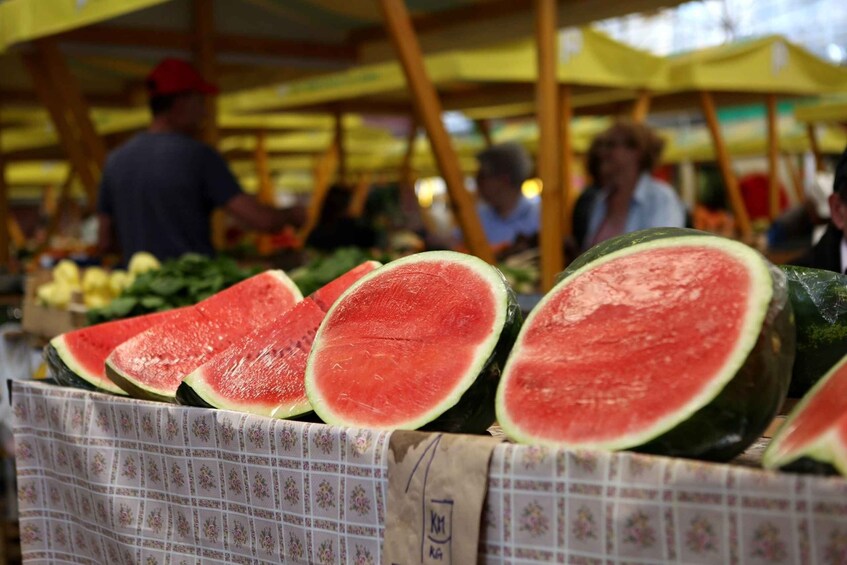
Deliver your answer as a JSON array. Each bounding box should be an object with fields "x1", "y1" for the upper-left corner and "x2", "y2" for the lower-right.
[
  {"x1": 766, "y1": 94, "x2": 780, "y2": 220},
  {"x1": 559, "y1": 84, "x2": 575, "y2": 240},
  {"x1": 22, "y1": 48, "x2": 102, "y2": 206},
  {"x1": 193, "y1": 0, "x2": 225, "y2": 249},
  {"x1": 348, "y1": 173, "x2": 372, "y2": 218},
  {"x1": 400, "y1": 120, "x2": 418, "y2": 186},
  {"x1": 632, "y1": 89, "x2": 651, "y2": 123},
  {"x1": 34, "y1": 40, "x2": 106, "y2": 168},
  {"x1": 699, "y1": 91, "x2": 752, "y2": 239},
  {"x1": 335, "y1": 111, "x2": 347, "y2": 185},
  {"x1": 783, "y1": 152, "x2": 804, "y2": 203},
  {"x1": 535, "y1": 0, "x2": 563, "y2": 291},
  {"x1": 42, "y1": 169, "x2": 76, "y2": 252},
  {"x1": 0, "y1": 131, "x2": 8, "y2": 266},
  {"x1": 255, "y1": 130, "x2": 274, "y2": 255},
  {"x1": 475, "y1": 119, "x2": 493, "y2": 148},
  {"x1": 806, "y1": 124, "x2": 824, "y2": 173},
  {"x1": 193, "y1": 0, "x2": 218, "y2": 147},
  {"x1": 299, "y1": 144, "x2": 339, "y2": 242},
  {"x1": 378, "y1": 0, "x2": 493, "y2": 263}
]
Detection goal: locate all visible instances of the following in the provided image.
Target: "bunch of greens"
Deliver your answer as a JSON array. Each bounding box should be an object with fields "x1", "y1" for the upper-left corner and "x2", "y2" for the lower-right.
[
  {"x1": 87, "y1": 254, "x2": 260, "y2": 324},
  {"x1": 289, "y1": 247, "x2": 392, "y2": 296}
]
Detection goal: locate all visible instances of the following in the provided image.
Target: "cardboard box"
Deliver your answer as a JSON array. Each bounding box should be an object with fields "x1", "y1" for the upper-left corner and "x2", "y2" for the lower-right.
[{"x1": 22, "y1": 271, "x2": 87, "y2": 340}]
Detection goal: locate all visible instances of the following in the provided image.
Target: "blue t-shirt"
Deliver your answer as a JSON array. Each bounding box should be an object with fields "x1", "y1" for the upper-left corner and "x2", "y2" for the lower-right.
[
  {"x1": 476, "y1": 196, "x2": 541, "y2": 246},
  {"x1": 97, "y1": 132, "x2": 241, "y2": 261}
]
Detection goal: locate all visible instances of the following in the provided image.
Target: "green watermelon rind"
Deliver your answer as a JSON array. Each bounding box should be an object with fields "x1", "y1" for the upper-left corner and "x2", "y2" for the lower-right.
[
  {"x1": 497, "y1": 233, "x2": 792, "y2": 459},
  {"x1": 106, "y1": 269, "x2": 304, "y2": 402},
  {"x1": 304, "y1": 250, "x2": 520, "y2": 432},
  {"x1": 779, "y1": 265, "x2": 847, "y2": 397},
  {"x1": 762, "y1": 354, "x2": 847, "y2": 473},
  {"x1": 178, "y1": 370, "x2": 314, "y2": 418},
  {"x1": 45, "y1": 336, "x2": 128, "y2": 396}
]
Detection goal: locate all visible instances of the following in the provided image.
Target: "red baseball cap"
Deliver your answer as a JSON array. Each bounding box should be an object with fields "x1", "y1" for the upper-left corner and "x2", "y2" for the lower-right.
[{"x1": 146, "y1": 58, "x2": 219, "y2": 96}]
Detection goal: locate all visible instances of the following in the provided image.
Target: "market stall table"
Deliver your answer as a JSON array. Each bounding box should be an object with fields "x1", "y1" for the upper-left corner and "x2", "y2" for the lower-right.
[{"x1": 12, "y1": 380, "x2": 847, "y2": 564}]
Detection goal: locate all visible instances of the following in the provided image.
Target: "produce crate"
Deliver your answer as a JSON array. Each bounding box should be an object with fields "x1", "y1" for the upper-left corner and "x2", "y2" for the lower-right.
[{"x1": 21, "y1": 271, "x2": 86, "y2": 341}]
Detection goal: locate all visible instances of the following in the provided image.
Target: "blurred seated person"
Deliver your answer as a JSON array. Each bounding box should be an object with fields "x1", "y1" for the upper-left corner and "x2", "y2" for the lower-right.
[
  {"x1": 791, "y1": 147, "x2": 847, "y2": 273},
  {"x1": 461, "y1": 142, "x2": 539, "y2": 252},
  {"x1": 305, "y1": 184, "x2": 377, "y2": 251},
  {"x1": 584, "y1": 120, "x2": 686, "y2": 249}
]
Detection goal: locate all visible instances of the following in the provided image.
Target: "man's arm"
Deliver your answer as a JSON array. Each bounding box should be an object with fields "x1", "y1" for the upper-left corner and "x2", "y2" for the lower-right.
[{"x1": 225, "y1": 193, "x2": 306, "y2": 232}]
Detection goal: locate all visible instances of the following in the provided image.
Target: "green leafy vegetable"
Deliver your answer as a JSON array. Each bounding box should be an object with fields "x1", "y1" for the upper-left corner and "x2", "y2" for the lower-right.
[{"x1": 87, "y1": 254, "x2": 260, "y2": 324}]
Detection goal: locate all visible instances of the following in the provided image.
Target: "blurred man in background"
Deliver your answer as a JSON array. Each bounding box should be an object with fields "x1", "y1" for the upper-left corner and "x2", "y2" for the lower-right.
[{"x1": 97, "y1": 58, "x2": 304, "y2": 262}]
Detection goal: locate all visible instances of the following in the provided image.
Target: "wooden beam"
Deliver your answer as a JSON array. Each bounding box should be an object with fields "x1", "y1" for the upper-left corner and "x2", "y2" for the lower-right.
[
  {"x1": 0, "y1": 120, "x2": 8, "y2": 266},
  {"x1": 300, "y1": 144, "x2": 339, "y2": 242},
  {"x1": 400, "y1": 120, "x2": 418, "y2": 186},
  {"x1": 348, "y1": 173, "x2": 372, "y2": 218},
  {"x1": 536, "y1": 0, "x2": 563, "y2": 291},
  {"x1": 700, "y1": 91, "x2": 752, "y2": 239},
  {"x1": 631, "y1": 89, "x2": 651, "y2": 123},
  {"x1": 21, "y1": 51, "x2": 101, "y2": 204},
  {"x1": 335, "y1": 111, "x2": 347, "y2": 184},
  {"x1": 254, "y1": 130, "x2": 275, "y2": 255},
  {"x1": 194, "y1": 0, "x2": 218, "y2": 147},
  {"x1": 806, "y1": 124, "x2": 824, "y2": 173},
  {"x1": 378, "y1": 0, "x2": 493, "y2": 263},
  {"x1": 58, "y1": 25, "x2": 356, "y2": 63},
  {"x1": 35, "y1": 40, "x2": 107, "y2": 168},
  {"x1": 559, "y1": 84, "x2": 575, "y2": 240},
  {"x1": 783, "y1": 152, "x2": 804, "y2": 204},
  {"x1": 0, "y1": 89, "x2": 132, "y2": 108},
  {"x1": 352, "y1": 0, "x2": 532, "y2": 45},
  {"x1": 766, "y1": 94, "x2": 779, "y2": 220},
  {"x1": 37, "y1": 169, "x2": 76, "y2": 256},
  {"x1": 475, "y1": 119, "x2": 493, "y2": 148}
]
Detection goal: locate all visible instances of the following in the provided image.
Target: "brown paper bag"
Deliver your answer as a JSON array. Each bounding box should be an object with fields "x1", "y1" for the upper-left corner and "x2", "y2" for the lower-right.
[{"x1": 384, "y1": 430, "x2": 502, "y2": 565}]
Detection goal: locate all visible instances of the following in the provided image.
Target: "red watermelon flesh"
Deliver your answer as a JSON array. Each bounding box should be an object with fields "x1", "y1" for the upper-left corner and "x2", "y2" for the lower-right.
[
  {"x1": 47, "y1": 308, "x2": 188, "y2": 395},
  {"x1": 106, "y1": 270, "x2": 302, "y2": 401},
  {"x1": 763, "y1": 355, "x2": 847, "y2": 472},
  {"x1": 178, "y1": 261, "x2": 380, "y2": 417},
  {"x1": 306, "y1": 255, "x2": 508, "y2": 430},
  {"x1": 499, "y1": 245, "x2": 757, "y2": 448}
]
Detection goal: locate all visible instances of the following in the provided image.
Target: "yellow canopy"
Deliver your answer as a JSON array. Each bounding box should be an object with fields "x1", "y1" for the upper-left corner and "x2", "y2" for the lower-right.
[
  {"x1": 0, "y1": 0, "x2": 168, "y2": 53},
  {"x1": 221, "y1": 27, "x2": 667, "y2": 116},
  {"x1": 794, "y1": 96, "x2": 847, "y2": 124},
  {"x1": 662, "y1": 118, "x2": 847, "y2": 163}
]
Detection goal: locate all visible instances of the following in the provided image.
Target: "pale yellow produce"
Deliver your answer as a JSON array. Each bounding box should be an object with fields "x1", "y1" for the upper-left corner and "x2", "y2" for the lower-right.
[
  {"x1": 109, "y1": 270, "x2": 133, "y2": 296},
  {"x1": 128, "y1": 252, "x2": 161, "y2": 276},
  {"x1": 52, "y1": 259, "x2": 81, "y2": 289},
  {"x1": 82, "y1": 267, "x2": 110, "y2": 295},
  {"x1": 36, "y1": 281, "x2": 72, "y2": 309}
]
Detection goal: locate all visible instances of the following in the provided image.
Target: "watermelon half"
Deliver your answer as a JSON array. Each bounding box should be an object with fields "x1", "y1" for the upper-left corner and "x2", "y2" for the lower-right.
[
  {"x1": 176, "y1": 261, "x2": 381, "y2": 418},
  {"x1": 496, "y1": 228, "x2": 794, "y2": 461},
  {"x1": 763, "y1": 354, "x2": 847, "y2": 474},
  {"x1": 305, "y1": 251, "x2": 521, "y2": 433},
  {"x1": 44, "y1": 308, "x2": 187, "y2": 395},
  {"x1": 106, "y1": 270, "x2": 302, "y2": 402}
]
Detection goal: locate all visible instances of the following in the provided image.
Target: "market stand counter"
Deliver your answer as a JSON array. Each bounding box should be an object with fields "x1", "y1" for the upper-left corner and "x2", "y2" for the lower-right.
[{"x1": 12, "y1": 381, "x2": 847, "y2": 564}]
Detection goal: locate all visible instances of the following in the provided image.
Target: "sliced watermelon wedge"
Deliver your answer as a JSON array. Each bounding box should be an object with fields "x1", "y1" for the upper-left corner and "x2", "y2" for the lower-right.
[
  {"x1": 176, "y1": 261, "x2": 381, "y2": 417},
  {"x1": 496, "y1": 229, "x2": 794, "y2": 461},
  {"x1": 45, "y1": 308, "x2": 188, "y2": 395},
  {"x1": 763, "y1": 354, "x2": 847, "y2": 474},
  {"x1": 106, "y1": 270, "x2": 302, "y2": 402},
  {"x1": 305, "y1": 251, "x2": 521, "y2": 433}
]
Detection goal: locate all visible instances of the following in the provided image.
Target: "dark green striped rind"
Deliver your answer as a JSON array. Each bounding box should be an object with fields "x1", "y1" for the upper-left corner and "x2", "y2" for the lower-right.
[{"x1": 779, "y1": 265, "x2": 847, "y2": 398}]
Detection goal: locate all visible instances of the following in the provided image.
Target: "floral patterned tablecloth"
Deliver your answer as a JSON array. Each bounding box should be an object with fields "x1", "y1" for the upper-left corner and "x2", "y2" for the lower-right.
[{"x1": 12, "y1": 381, "x2": 847, "y2": 564}]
